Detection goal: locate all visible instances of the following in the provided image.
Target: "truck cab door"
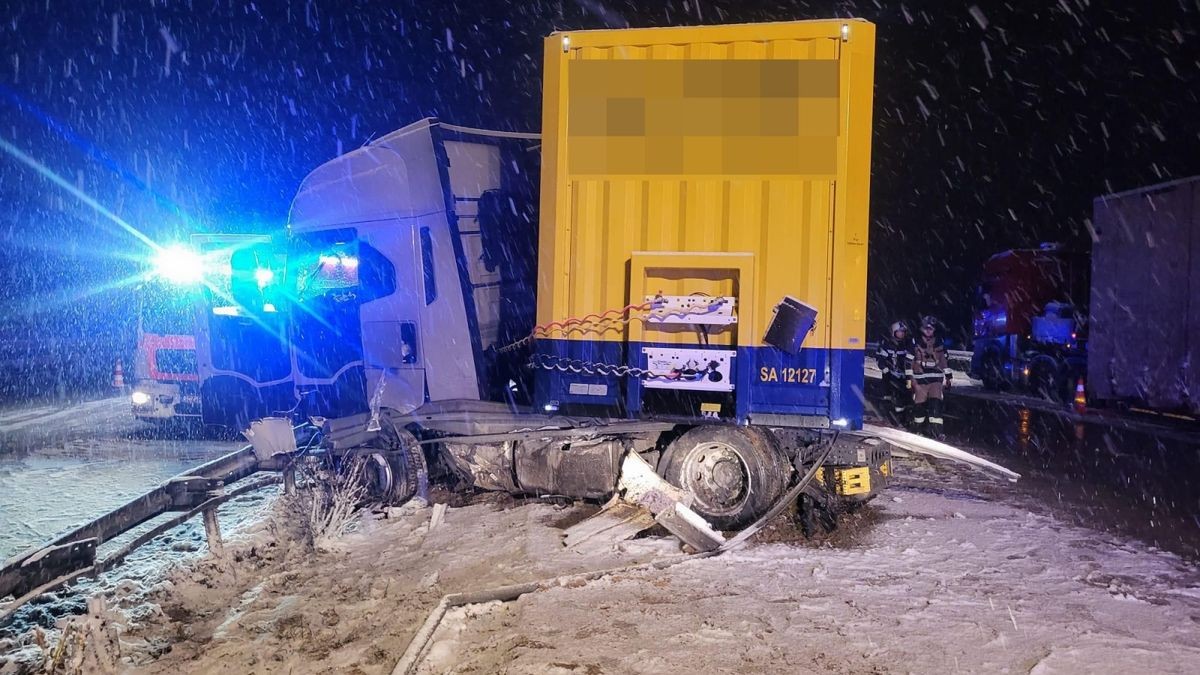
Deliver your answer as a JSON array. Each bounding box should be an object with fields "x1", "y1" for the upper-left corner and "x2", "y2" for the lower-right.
[{"x1": 357, "y1": 224, "x2": 427, "y2": 415}]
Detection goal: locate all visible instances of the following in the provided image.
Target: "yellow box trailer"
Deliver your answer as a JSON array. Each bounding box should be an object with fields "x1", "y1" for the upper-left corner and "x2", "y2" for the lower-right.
[{"x1": 533, "y1": 19, "x2": 876, "y2": 428}]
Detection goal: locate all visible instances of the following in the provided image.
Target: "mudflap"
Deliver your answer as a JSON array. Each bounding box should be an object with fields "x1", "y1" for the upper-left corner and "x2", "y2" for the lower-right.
[{"x1": 564, "y1": 452, "x2": 726, "y2": 553}]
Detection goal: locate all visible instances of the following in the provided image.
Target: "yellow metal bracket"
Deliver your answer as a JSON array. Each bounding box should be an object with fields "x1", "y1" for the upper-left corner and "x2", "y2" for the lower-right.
[
  {"x1": 815, "y1": 465, "x2": 872, "y2": 496},
  {"x1": 835, "y1": 466, "x2": 871, "y2": 495}
]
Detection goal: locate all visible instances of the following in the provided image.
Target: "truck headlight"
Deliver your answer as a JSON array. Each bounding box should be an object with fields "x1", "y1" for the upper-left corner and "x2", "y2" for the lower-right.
[{"x1": 131, "y1": 391, "x2": 152, "y2": 406}]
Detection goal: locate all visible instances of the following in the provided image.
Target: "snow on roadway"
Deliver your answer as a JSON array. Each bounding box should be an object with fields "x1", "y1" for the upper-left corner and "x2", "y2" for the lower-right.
[
  {"x1": 3, "y1": 393, "x2": 1199, "y2": 672},
  {"x1": 0, "y1": 397, "x2": 126, "y2": 434},
  {"x1": 865, "y1": 353, "x2": 1200, "y2": 444},
  {"x1": 416, "y1": 457, "x2": 1200, "y2": 674},
  {"x1": 29, "y1": 453, "x2": 1197, "y2": 675},
  {"x1": 0, "y1": 396, "x2": 241, "y2": 562}
]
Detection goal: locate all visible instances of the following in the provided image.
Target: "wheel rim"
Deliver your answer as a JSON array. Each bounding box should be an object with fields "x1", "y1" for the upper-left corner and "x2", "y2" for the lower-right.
[
  {"x1": 677, "y1": 441, "x2": 752, "y2": 518},
  {"x1": 360, "y1": 452, "x2": 394, "y2": 498}
]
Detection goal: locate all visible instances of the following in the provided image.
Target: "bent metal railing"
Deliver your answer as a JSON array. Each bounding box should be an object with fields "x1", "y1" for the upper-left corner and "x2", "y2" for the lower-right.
[{"x1": 0, "y1": 446, "x2": 287, "y2": 627}]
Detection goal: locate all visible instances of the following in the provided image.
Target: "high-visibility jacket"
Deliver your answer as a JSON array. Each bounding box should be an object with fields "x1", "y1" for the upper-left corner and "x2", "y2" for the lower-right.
[
  {"x1": 910, "y1": 336, "x2": 951, "y2": 384},
  {"x1": 875, "y1": 335, "x2": 912, "y2": 380}
]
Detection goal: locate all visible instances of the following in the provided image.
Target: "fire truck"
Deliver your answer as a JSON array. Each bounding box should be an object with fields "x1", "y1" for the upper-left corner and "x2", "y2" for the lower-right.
[
  {"x1": 970, "y1": 244, "x2": 1088, "y2": 400},
  {"x1": 131, "y1": 235, "x2": 291, "y2": 427},
  {"x1": 131, "y1": 247, "x2": 204, "y2": 423}
]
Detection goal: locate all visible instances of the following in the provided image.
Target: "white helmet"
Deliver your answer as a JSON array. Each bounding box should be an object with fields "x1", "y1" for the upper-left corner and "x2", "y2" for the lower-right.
[{"x1": 890, "y1": 321, "x2": 907, "y2": 335}]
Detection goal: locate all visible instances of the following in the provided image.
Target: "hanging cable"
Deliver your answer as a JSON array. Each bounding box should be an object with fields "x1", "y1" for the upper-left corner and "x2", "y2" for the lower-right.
[{"x1": 498, "y1": 294, "x2": 729, "y2": 353}]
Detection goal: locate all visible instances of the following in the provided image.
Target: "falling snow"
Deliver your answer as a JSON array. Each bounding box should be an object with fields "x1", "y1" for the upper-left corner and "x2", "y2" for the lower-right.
[
  {"x1": 968, "y1": 5, "x2": 989, "y2": 30},
  {"x1": 0, "y1": 1, "x2": 1198, "y2": 670}
]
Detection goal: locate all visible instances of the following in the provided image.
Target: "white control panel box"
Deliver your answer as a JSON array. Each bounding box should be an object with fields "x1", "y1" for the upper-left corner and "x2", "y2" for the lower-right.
[
  {"x1": 641, "y1": 347, "x2": 736, "y2": 392},
  {"x1": 645, "y1": 295, "x2": 737, "y2": 326}
]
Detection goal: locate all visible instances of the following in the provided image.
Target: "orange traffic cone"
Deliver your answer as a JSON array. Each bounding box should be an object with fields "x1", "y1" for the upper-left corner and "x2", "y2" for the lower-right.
[
  {"x1": 1073, "y1": 377, "x2": 1086, "y2": 414},
  {"x1": 112, "y1": 358, "x2": 126, "y2": 390}
]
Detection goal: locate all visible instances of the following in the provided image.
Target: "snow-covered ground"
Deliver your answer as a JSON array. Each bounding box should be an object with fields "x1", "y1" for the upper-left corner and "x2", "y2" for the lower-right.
[
  {"x1": 0, "y1": 396, "x2": 240, "y2": 561},
  {"x1": 5, "y1": 451, "x2": 1196, "y2": 674},
  {"x1": 0, "y1": 397, "x2": 127, "y2": 436},
  {"x1": 427, "y1": 496, "x2": 1200, "y2": 674},
  {"x1": 414, "y1": 457, "x2": 1200, "y2": 674}
]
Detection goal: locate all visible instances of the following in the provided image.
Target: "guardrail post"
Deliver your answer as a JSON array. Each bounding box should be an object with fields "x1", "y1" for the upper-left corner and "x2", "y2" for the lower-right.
[
  {"x1": 283, "y1": 465, "x2": 296, "y2": 494},
  {"x1": 202, "y1": 507, "x2": 224, "y2": 557}
]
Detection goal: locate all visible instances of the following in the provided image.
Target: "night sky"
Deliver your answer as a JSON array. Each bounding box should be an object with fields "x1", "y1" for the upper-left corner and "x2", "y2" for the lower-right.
[{"x1": 1, "y1": 0, "x2": 1197, "y2": 345}]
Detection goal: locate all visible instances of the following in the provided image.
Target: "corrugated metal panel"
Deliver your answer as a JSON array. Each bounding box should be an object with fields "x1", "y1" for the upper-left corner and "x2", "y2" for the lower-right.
[
  {"x1": 537, "y1": 20, "x2": 874, "y2": 352},
  {"x1": 1190, "y1": 183, "x2": 1200, "y2": 414},
  {"x1": 1089, "y1": 176, "x2": 1200, "y2": 411}
]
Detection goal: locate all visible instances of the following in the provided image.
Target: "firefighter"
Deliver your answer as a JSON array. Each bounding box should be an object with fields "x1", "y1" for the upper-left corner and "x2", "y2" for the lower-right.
[
  {"x1": 875, "y1": 320, "x2": 913, "y2": 425},
  {"x1": 909, "y1": 316, "x2": 951, "y2": 439}
]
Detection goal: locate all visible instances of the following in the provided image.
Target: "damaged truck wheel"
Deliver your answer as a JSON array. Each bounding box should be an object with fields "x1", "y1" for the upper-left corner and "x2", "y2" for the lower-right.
[
  {"x1": 659, "y1": 426, "x2": 788, "y2": 530},
  {"x1": 380, "y1": 420, "x2": 429, "y2": 505},
  {"x1": 351, "y1": 421, "x2": 428, "y2": 505},
  {"x1": 350, "y1": 450, "x2": 398, "y2": 502}
]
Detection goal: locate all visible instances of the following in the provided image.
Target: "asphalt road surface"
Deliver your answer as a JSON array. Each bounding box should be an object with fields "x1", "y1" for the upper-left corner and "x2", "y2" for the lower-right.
[{"x1": 866, "y1": 380, "x2": 1200, "y2": 560}]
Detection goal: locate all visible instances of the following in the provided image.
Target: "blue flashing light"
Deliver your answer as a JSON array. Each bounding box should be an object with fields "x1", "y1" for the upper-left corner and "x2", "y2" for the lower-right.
[
  {"x1": 255, "y1": 268, "x2": 275, "y2": 288},
  {"x1": 153, "y1": 245, "x2": 204, "y2": 285}
]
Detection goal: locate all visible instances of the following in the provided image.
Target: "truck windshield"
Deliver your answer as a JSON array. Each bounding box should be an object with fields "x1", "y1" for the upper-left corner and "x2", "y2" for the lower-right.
[
  {"x1": 288, "y1": 229, "x2": 396, "y2": 379},
  {"x1": 291, "y1": 229, "x2": 395, "y2": 304}
]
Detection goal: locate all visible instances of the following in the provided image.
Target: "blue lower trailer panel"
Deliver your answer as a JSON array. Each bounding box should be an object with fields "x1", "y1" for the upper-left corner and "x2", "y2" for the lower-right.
[{"x1": 533, "y1": 338, "x2": 864, "y2": 429}]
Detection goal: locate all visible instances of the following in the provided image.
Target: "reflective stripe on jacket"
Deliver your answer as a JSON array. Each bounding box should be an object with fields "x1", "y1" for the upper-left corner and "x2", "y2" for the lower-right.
[
  {"x1": 910, "y1": 336, "x2": 949, "y2": 383},
  {"x1": 875, "y1": 335, "x2": 912, "y2": 378}
]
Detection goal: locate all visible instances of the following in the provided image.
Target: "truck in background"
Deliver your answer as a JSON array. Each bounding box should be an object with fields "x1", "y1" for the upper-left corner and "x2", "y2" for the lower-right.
[
  {"x1": 271, "y1": 20, "x2": 887, "y2": 533},
  {"x1": 1089, "y1": 176, "x2": 1200, "y2": 416},
  {"x1": 970, "y1": 244, "x2": 1088, "y2": 400},
  {"x1": 132, "y1": 235, "x2": 290, "y2": 427},
  {"x1": 972, "y1": 176, "x2": 1200, "y2": 418},
  {"x1": 131, "y1": 250, "x2": 204, "y2": 423}
]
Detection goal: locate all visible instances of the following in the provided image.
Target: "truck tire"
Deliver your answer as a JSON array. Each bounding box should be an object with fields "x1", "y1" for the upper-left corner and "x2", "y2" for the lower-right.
[
  {"x1": 980, "y1": 352, "x2": 1005, "y2": 390},
  {"x1": 349, "y1": 450, "x2": 397, "y2": 502},
  {"x1": 1030, "y1": 361, "x2": 1063, "y2": 402},
  {"x1": 378, "y1": 419, "x2": 429, "y2": 504},
  {"x1": 351, "y1": 420, "x2": 428, "y2": 504},
  {"x1": 659, "y1": 426, "x2": 789, "y2": 530}
]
